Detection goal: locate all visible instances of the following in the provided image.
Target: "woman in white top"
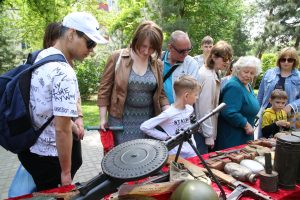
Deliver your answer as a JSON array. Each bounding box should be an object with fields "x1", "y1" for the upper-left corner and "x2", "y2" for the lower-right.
[{"x1": 194, "y1": 41, "x2": 233, "y2": 154}]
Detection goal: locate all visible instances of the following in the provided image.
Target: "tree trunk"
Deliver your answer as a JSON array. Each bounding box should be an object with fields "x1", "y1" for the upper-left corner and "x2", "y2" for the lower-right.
[{"x1": 294, "y1": 35, "x2": 300, "y2": 49}]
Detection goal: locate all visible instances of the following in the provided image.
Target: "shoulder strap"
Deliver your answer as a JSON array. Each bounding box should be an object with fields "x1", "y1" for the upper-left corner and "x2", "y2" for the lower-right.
[
  {"x1": 38, "y1": 116, "x2": 55, "y2": 132},
  {"x1": 115, "y1": 49, "x2": 124, "y2": 72},
  {"x1": 161, "y1": 51, "x2": 166, "y2": 60},
  {"x1": 28, "y1": 54, "x2": 67, "y2": 71},
  {"x1": 163, "y1": 62, "x2": 182, "y2": 82},
  {"x1": 25, "y1": 50, "x2": 43, "y2": 65},
  {"x1": 162, "y1": 51, "x2": 183, "y2": 82}
]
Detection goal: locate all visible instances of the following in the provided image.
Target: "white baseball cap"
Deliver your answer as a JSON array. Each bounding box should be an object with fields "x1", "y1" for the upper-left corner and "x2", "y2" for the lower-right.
[{"x1": 62, "y1": 12, "x2": 108, "y2": 44}]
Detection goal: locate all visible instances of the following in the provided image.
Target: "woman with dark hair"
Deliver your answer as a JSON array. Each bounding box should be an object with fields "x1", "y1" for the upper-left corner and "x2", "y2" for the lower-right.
[
  {"x1": 194, "y1": 40, "x2": 233, "y2": 154},
  {"x1": 98, "y1": 21, "x2": 169, "y2": 145},
  {"x1": 257, "y1": 47, "x2": 300, "y2": 136}
]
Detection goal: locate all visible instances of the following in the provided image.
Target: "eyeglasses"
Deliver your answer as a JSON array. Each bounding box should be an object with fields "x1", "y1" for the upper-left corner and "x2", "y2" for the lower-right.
[
  {"x1": 171, "y1": 44, "x2": 192, "y2": 55},
  {"x1": 82, "y1": 35, "x2": 97, "y2": 49},
  {"x1": 221, "y1": 56, "x2": 232, "y2": 63},
  {"x1": 279, "y1": 58, "x2": 295, "y2": 63},
  {"x1": 76, "y1": 30, "x2": 96, "y2": 49},
  {"x1": 215, "y1": 53, "x2": 231, "y2": 62},
  {"x1": 217, "y1": 55, "x2": 231, "y2": 62}
]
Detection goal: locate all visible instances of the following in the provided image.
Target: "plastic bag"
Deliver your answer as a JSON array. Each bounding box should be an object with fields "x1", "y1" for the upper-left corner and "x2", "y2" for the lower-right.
[
  {"x1": 8, "y1": 164, "x2": 36, "y2": 197},
  {"x1": 100, "y1": 129, "x2": 115, "y2": 154}
]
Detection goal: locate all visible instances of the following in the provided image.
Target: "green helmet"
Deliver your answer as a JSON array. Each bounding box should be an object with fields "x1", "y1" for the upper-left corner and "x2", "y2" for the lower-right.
[{"x1": 171, "y1": 180, "x2": 218, "y2": 200}]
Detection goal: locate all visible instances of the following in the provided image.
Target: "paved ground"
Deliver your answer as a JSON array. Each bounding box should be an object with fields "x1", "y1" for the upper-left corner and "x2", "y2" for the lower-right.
[{"x1": 0, "y1": 131, "x2": 103, "y2": 199}]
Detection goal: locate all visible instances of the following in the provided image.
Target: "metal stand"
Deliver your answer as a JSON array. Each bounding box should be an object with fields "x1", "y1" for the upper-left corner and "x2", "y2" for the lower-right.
[
  {"x1": 165, "y1": 103, "x2": 227, "y2": 200},
  {"x1": 172, "y1": 135, "x2": 227, "y2": 200}
]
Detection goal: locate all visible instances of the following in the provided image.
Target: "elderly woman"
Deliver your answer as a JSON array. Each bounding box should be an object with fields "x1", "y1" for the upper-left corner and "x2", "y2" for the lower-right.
[
  {"x1": 97, "y1": 21, "x2": 169, "y2": 145},
  {"x1": 194, "y1": 40, "x2": 233, "y2": 154},
  {"x1": 257, "y1": 47, "x2": 300, "y2": 134},
  {"x1": 215, "y1": 56, "x2": 262, "y2": 150}
]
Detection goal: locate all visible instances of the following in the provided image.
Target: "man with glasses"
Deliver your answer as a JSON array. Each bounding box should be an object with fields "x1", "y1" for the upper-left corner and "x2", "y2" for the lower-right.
[
  {"x1": 162, "y1": 30, "x2": 199, "y2": 104},
  {"x1": 17, "y1": 12, "x2": 107, "y2": 191}
]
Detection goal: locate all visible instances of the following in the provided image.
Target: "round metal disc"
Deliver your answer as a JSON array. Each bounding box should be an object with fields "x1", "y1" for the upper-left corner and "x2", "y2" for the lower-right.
[{"x1": 102, "y1": 139, "x2": 168, "y2": 181}]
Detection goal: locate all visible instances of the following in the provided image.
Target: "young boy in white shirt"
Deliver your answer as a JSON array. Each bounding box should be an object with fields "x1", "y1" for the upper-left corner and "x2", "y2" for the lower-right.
[{"x1": 140, "y1": 75, "x2": 201, "y2": 158}]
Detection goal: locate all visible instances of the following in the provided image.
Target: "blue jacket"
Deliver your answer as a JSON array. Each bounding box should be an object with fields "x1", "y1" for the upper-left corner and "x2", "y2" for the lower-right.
[
  {"x1": 215, "y1": 76, "x2": 260, "y2": 150},
  {"x1": 258, "y1": 67, "x2": 300, "y2": 112}
]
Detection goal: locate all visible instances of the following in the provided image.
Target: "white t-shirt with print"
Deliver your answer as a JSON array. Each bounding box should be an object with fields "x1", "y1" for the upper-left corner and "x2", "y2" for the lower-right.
[
  {"x1": 29, "y1": 47, "x2": 79, "y2": 156},
  {"x1": 140, "y1": 104, "x2": 197, "y2": 158}
]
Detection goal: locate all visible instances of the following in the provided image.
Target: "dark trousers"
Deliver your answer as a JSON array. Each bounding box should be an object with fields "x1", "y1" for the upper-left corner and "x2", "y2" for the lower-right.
[
  {"x1": 18, "y1": 139, "x2": 82, "y2": 191},
  {"x1": 194, "y1": 132, "x2": 208, "y2": 155}
]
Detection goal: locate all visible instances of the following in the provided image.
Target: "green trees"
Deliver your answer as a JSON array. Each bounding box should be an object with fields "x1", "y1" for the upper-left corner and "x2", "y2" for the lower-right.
[
  {"x1": 1, "y1": 0, "x2": 298, "y2": 97},
  {"x1": 0, "y1": 1, "x2": 24, "y2": 73},
  {"x1": 255, "y1": 53, "x2": 277, "y2": 88},
  {"x1": 253, "y1": 0, "x2": 300, "y2": 57},
  {"x1": 151, "y1": 0, "x2": 248, "y2": 56}
]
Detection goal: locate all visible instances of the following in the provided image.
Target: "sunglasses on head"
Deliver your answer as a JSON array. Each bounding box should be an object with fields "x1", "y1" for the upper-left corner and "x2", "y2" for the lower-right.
[
  {"x1": 76, "y1": 30, "x2": 96, "y2": 49},
  {"x1": 171, "y1": 44, "x2": 192, "y2": 55},
  {"x1": 279, "y1": 58, "x2": 295, "y2": 63}
]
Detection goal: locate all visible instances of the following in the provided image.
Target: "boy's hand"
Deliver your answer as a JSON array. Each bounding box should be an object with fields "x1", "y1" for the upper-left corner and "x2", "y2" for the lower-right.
[
  {"x1": 74, "y1": 117, "x2": 84, "y2": 140},
  {"x1": 61, "y1": 171, "x2": 72, "y2": 186},
  {"x1": 276, "y1": 120, "x2": 290, "y2": 128},
  {"x1": 205, "y1": 137, "x2": 214, "y2": 149},
  {"x1": 164, "y1": 136, "x2": 172, "y2": 141}
]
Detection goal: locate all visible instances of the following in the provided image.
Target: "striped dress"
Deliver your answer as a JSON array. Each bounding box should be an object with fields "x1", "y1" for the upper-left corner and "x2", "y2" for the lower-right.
[{"x1": 108, "y1": 64, "x2": 157, "y2": 145}]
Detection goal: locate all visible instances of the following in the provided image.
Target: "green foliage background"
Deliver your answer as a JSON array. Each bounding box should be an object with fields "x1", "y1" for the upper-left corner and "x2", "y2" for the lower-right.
[
  {"x1": 0, "y1": 0, "x2": 299, "y2": 98},
  {"x1": 255, "y1": 53, "x2": 277, "y2": 88}
]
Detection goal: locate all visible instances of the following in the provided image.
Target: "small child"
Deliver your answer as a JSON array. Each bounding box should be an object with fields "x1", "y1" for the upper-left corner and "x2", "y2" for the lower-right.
[
  {"x1": 262, "y1": 89, "x2": 290, "y2": 138},
  {"x1": 140, "y1": 75, "x2": 201, "y2": 158}
]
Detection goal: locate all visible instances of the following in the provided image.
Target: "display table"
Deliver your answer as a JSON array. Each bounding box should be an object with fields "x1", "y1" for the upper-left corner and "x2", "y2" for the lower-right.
[
  {"x1": 8, "y1": 145, "x2": 300, "y2": 200},
  {"x1": 186, "y1": 145, "x2": 300, "y2": 200}
]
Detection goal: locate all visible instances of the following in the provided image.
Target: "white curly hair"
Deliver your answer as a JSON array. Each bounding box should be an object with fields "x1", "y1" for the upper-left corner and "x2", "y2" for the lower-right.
[{"x1": 232, "y1": 56, "x2": 262, "y2": 77}]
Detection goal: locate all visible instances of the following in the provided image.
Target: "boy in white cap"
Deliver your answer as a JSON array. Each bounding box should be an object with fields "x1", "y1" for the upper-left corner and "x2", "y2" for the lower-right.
[{"x1": 18, "y1": 12, "x2": 107, "y2": 191}]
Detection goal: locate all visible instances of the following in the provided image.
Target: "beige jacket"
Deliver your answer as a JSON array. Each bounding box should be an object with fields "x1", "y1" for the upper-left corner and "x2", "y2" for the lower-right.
[
  {"x1": 195, "y1": 66, "x2": 221, "y2": 145},
  {"x1": 97, "y1": 48, "x2": 169, "y2": 118}
]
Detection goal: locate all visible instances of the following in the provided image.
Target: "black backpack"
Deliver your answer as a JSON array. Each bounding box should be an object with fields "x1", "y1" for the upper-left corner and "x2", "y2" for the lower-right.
[{"x1": 0, "y1": 50, "x2": 67, "y2": 153}]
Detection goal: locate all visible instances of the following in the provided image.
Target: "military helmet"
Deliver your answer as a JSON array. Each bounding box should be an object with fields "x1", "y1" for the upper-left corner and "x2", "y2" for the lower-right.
[{"x1": 171, "y1": 180, "x2": 218, "y2": 200}]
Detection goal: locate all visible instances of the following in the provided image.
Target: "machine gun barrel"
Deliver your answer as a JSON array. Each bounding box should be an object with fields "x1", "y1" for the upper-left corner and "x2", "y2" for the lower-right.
[{"x1": 164, "y1": 103, "x2": 226, "y2": 150}]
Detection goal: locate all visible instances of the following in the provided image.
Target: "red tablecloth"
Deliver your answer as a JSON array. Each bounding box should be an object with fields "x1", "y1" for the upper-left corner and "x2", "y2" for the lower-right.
[
  {"x1": 8, "y1": 145, "x2": 300, "y2": 200},
  {"x1": 186, "y1": 145, "x2": 300, "y2": 200}
]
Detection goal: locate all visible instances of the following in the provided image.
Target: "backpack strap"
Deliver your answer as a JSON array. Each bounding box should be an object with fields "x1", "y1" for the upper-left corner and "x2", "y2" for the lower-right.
[
  {"x1": 26, "y1": 50, "x2": 43, "y2": 65},
  {"x1": 28, "y1": 54, "x2": 67, "y2": 71},
  {"x1": 38, "y1": 116, "x2": 55, "y2": 132},
  {"x1": 23, "y1": 53, "x2": 68, "y2": 132}
]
